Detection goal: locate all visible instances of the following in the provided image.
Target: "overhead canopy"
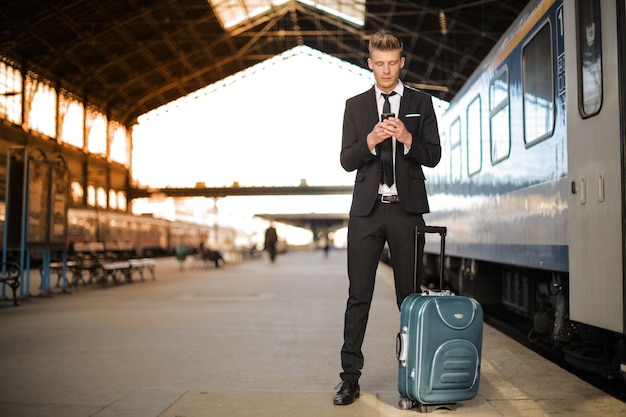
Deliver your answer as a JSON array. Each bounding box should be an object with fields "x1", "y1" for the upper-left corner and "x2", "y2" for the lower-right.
[
  {"x1": 255, "y1": 212, "x2": 349, "y2": 236},
  {"x1": 0, "y1": 0, "x2": 530, "y2": 126}
]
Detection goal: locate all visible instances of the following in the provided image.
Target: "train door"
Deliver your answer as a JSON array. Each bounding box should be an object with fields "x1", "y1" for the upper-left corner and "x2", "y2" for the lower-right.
[{"x1": 564, "y1": 0, "x2": 625, "y2": 334}]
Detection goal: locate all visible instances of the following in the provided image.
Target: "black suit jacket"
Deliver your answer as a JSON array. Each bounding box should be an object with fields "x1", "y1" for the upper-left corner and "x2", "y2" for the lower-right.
[{"x1": 340, "y1": 85, "x2": 441, "y2": 216}]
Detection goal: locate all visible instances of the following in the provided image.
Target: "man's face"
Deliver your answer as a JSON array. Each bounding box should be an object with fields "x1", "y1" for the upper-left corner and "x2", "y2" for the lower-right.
[{"x1": 368, "y1": 48, "x2": 405, "y2": 93}]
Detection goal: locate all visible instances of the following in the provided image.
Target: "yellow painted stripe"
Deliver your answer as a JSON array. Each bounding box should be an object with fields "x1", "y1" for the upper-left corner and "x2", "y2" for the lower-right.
[{"x1": 489, "y1": 0, "x2": 558, "y2": 72}]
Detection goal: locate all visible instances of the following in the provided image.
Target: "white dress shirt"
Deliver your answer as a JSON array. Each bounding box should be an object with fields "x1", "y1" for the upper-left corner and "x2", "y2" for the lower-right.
[{"x1": 374, "y1": 81, "x2": 406, "y2": 195}]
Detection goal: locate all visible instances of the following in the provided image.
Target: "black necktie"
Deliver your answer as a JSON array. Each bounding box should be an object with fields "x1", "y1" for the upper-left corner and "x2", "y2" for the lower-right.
[{"x1": 380, "y1": 91, "x2": 396, "y2": 186}]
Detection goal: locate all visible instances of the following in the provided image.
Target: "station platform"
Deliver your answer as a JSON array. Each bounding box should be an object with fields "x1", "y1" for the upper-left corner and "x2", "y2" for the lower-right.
[{"x1": 0, "y1": 250, "x2": 624, "y2": 417}]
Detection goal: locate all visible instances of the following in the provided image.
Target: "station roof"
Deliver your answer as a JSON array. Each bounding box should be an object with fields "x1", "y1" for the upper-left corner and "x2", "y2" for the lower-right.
[
  {"x1": 0, "y1": 0, "x2": 530, "y2": 127},
  {"x1": 255, "y1": 212, "x2": 348, "y2": 235}
]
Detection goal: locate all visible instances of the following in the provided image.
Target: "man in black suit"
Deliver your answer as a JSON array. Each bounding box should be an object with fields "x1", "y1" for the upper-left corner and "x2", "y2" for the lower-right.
[{"x1": 334, "y1": 30, "x2": 441, "y2": 405}]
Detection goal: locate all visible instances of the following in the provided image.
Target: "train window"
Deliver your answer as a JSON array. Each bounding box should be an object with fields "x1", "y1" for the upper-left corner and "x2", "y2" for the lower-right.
[
  {"x1": 489, "y1": 68, "x2": 511, "y2": 163},
  {"x1": 522, "y1": 23, "x2": 555, "y2": 145},
  {"x1": 466, "y1": 96, "x2": 482, "y2": 176},
  {"x1": 577, "y1": 0, "x2": 602, "y2": 117},
  {"x1": 450, "y1": 117, "x2": 462, "y2": 184}
]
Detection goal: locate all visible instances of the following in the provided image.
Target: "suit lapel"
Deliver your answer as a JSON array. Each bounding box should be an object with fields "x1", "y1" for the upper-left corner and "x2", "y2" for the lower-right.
[
  {"x1": 365, "y1": 87, "x2": 379, "y2": 123},
  {"x1": 396, "y1": 88, "x2": 417, "y2": 158}
]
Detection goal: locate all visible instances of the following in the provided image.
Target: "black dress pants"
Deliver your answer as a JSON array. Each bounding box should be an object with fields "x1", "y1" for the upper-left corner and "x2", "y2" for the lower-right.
[{"x1": 340, "y1": 200, "x2": 425, "y2": 382}]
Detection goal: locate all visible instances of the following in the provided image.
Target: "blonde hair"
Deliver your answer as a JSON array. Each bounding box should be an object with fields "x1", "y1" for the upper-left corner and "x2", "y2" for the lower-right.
[{"x1": 368, "y1": 30, "x2": 403, "y2": 56}]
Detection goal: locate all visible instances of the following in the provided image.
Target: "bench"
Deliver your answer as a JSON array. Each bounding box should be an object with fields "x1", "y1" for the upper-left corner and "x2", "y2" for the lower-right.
[
  {"x1": 100, "y1": 260, "x2": 131, "y2": 285},
  {"x1": 49, "y1": 259, "x2": 78, "y2": 288},
  {"x1": 70, "y1": 242, "x2": 106, "y2": 285},
  {"x1": 68, "y1": 242, "x2": 156, "y2": 286},
  {"x1": 129, "y1": 258, "x2": 156, "y2": 281},
  {"x1": 0, "y1": 261, "x2": 20, "y2": 306},
  {"x1": 100, "y1": 242, "x2": 136, "y2": 285}
]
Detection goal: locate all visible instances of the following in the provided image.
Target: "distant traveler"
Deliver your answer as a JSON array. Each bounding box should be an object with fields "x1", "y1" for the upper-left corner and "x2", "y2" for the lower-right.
[
  {"x1": 200, "y1": 242, "x2": 225, "y2": 268},
  {"x1": 334, "y1": 30, "x2": 442, "y2": 405},
  {"x1": 264, "y1": 222, "x2": 278, "y2": 262},
  {"x1": 176, "y1": 242, "x2": 187, "y2": 270}
]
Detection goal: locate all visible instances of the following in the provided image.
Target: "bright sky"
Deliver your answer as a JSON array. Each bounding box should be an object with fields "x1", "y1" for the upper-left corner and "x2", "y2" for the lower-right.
[
  {"x1": 133, "y1": 45, "x2": 372, "y2": 189},
  {"x1": 131, "y1": 45, "x2": 447, "y2": 245}
]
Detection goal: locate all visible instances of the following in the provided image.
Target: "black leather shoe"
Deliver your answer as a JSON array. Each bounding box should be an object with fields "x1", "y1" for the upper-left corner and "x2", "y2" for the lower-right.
[{"x1": 333, "y1": 381, "x2": 360, "y2": 405}]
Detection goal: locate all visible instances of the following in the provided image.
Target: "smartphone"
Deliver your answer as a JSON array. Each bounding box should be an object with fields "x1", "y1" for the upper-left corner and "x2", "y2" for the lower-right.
[{"x1": 381, "y1": 112, "x2": 395, "y2": 121}]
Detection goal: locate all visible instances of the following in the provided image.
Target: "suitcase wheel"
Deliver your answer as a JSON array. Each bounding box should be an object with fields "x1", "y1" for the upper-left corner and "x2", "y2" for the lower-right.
[
  {"x1": 417, "y1": 402, "x2": 457, "y2": 413},
  {"x1": 399, "y1": 397, "x2": 458, "y2": 413},
  {"x1": 398, "y1": 396, "x2": 415, "y2": 410}
]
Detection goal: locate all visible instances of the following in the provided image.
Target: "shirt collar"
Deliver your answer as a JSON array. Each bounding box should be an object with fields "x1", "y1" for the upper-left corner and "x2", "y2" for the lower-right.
[{"x1": 375, "y1": 80, "x2": 404, "y2": 98}]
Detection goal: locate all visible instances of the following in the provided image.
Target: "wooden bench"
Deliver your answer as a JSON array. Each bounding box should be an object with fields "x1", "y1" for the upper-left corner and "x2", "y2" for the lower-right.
[
  {"x1": 0, "y1": 261, "x2": 20, "y2": 306},
  {"x1": 70, "y1": 242, "x2": 154, "y2": 286},
  {"x1": 100, "y1": 242, "x2": 136, "y2": 285},
  {"x1": 141, "y1": 258, "x2": 156, "y2": 279},
  {"x1": 129, "y1": 258, "x2": 156, "y2": 281},
  {"x1": 100, "y1": 260, "x2": 131, "y2": 285},
  {"x1": 70, "y1": 242, "x2": 106, "y2": 285},
  {"x1": 71, "y1": 242, "x2": 128, "y2": 286},
  {"x1": 49, "y1": 260, "x2": 78, "y2": 288}
]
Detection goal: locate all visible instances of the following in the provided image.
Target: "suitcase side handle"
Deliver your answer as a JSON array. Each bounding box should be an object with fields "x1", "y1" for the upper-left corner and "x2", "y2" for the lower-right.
[
  {"x1": 414, "y1": 225, "x2": 447, "y2": 292},
  {"x1": 396, "y1": 326, "x2": 408, "y2": 367}
]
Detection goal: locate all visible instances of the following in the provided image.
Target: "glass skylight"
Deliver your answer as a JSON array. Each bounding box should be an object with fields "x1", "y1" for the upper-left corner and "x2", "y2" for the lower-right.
[
  {"x1": 208, "y1": 0, "x2": 365, "y2": 30},
  {"x1": 299, "y1": 0, "x2": 365, "y2": 26}
]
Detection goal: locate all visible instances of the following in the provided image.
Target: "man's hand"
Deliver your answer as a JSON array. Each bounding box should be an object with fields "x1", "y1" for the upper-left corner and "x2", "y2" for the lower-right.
[{"x1": 366, "y1": 117, "x2": 412, "y2": 150}]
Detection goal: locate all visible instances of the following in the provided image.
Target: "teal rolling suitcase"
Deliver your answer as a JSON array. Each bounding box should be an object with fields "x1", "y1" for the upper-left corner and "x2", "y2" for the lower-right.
[{"x1": 396, "y1": 226, "x2": 483, "y2": 412}]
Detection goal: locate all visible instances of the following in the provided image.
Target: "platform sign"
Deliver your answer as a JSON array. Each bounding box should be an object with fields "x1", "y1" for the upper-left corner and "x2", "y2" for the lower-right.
[
  {"x1": 3, "y1": 147, "x2": 62, "y2": 247},
  {"x1": 4, "y1": 147, "x2": 26, "y2": 248},
  {"x1": 26, "y1": 151, "x2": 49, "y2": 244},
  {"x1": 49, "y1": 156, "x2": 69, "y2": 244}
]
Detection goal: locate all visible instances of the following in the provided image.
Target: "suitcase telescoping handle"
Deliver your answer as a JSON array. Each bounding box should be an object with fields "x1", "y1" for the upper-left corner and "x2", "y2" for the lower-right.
[{"x1": 413, "y1": 225, "x2": 447, "y2": 292}]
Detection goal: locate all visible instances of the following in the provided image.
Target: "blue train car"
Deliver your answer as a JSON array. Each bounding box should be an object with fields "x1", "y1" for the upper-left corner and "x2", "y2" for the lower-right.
[{"x1": 422, "y1": 0, "x2": 626, "y2": 378}]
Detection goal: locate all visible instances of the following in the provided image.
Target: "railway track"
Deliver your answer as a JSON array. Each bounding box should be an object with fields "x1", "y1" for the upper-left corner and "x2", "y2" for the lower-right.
[{"x1": 484, "y1": 308, "x2": 626, "y2": 403}]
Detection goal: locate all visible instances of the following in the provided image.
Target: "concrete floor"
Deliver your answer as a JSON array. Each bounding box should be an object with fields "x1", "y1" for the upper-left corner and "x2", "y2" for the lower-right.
[{"x1": 0, "y1": 250, "x2": 624, "y2": 417}]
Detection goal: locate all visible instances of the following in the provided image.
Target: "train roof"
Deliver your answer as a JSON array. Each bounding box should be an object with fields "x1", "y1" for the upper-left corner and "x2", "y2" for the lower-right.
[
  {"x1": 445, "y1": 0, "x2": 551, "y2": 107},
  {"x1": 0, "y1": 0, "x2": 530, "y2": 126}
]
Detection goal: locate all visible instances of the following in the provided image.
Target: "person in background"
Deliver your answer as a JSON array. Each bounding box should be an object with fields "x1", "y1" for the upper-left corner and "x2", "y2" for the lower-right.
[
  {"x1": 334, "y1": 30, "x2": 442, "y2": 406},
  {"x1": 264, "y1": 222, "x2": 278, "y2": 262},
  {"x1": 176, "y1": 242, "x2": 187, "y2": 270}
]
